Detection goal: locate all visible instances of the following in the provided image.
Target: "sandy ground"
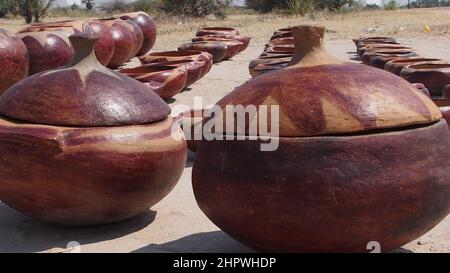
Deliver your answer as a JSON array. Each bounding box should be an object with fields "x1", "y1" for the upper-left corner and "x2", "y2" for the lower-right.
[{"x1": 0, "y1": 34, "x2": 450, "y2": 253}]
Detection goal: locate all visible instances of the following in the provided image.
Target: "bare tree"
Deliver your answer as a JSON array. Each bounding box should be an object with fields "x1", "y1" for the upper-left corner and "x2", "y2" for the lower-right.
[{"x1": 17, "y1": 0, "x2": 54, "y2": 23}]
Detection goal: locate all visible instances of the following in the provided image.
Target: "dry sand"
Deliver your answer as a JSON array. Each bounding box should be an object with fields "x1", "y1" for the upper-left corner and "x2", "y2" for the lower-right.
[{"x1": 0, "y1": 35, "x2": 449, "y2": 253}]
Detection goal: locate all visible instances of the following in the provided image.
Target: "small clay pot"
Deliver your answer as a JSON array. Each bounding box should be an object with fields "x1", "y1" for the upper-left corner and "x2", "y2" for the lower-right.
[
  {"x1": 196, "y1": 27, "x2": 239, "y2": 37},
  {"x1": 18, "y1": 31, "x2": 74, "y2": 75},
  {"x1": 18, "y1": 20, "x2": 115, "y2": 66},
  {"x1": 139, "y1": 50, "x2": 213, "y2": 78},
  {"x1": 0, "y1": 29, "x2": 29, "y2": 94},
  {"x1": 120, "y1": 65, "x2": 188, "y2": 100},
  {"x1": 401, "y1": 64, "x2": 450, "y2": 96},
  {"x1": 385, "y1": 58, "x2": 448, "y2": 75},
  {"x1": 0, "y1": 34, "x2": 187, "y2": 226},
  {"x1": 122, "y1": 19, "x2": 144, "y2": 59},
  {"x1": 178, "y1": 42, "x2": 228, "y2": 63},
  {"x1": 115, "y1": 11, "x2": 157, "y2": 56}
]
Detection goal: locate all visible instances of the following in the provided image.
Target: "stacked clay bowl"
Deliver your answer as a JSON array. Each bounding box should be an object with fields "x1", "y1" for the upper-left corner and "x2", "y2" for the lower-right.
[
  {"x1": 270, "y1": 27, "x2": 293, "y2": 40},
  {"x1": 0, "y1": 29, "x2": 29, "y2": 95},
  {"x1": 178, "y1": 42, "x2": 228, "y2": 63},
  {"x1": 120, "y1": 64, "x2": 188, "y2": 100},
  {"x1": 401, "y1": 64, "x2": 450, "y2": 97},
  {"x1": 17, "y1": 31, "x2": 74, "y2": 75},
  {"x1": 192, "y1": 25, "x2": 450, "y2": 252},
  {"x1": 0, "y1": 33, "x2": 187, "y2": 226},
  {"x1": 249, "y1": 27, "x2": 295, "y2": 77}
]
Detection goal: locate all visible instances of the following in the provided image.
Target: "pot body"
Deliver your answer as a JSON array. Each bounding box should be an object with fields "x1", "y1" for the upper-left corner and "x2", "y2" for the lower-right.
[
  {"x1": 19, "y1": 31, "x2": 74, "y2": 74},
  {"x1": 401, "y1": 64, "x2": 450, "y2": 96},
  {"x1": 193, "y1": 120, "x2": 450, "y2": 252},
  {"x1": 123, "y1": 19, "x2": 144, "y2": 59},
  {"x1": 0, "y1": 117, "x2": 187, "y2": 226},
  {"x1": 0, "y1": 29, "x2": 29, "y2": 94},
  {"x1": 117, "y1": 12, "x2": 157, "y2": 56},
  {"x1": 102, "y1": 19, "x2": 135, "y2": 68}
]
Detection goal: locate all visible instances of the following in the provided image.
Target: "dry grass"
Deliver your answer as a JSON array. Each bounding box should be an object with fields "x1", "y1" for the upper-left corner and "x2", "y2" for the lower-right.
[{"x1": 2, "y1": 8, "x2": 450, "y2": 50}]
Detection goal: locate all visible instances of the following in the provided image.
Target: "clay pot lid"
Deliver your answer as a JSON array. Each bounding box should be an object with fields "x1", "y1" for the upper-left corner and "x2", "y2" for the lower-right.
[
  {"x1": 0, "y1": 32, "x2": 170, "y2": 127},
  {"x1": 211, "y1": 25, "x2": 441, "y2": 137}
]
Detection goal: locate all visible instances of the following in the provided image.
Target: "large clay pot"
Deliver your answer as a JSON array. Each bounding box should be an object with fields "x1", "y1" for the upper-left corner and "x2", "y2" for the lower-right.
[
  {"x1": 385, "y1": 58, "x2": 448, "y2": 75},
  {"x1": 116, "y1": 11, "x2": 157, "y2": 56},
  {"x1": 122, "y1": 19, "x2": 144, "y2": 58},
  {"x1": 196, "y1": 27, "x2": 239, "y2": 37},
  {"x1": 120, "y1": 65, "x2": 188, "y2": 100},
  {"x1": 178, "y1": 42, "x2": 228, "y2": 63},
  {"x1": 0, "y1": 29, "x2": 29, "y2": 95},
  {"x1": 192, "y1": 25, "x2": 450, "y2": 252},
  {"x1": 139, "y1": 50, "x2": 213, "y2": 78},
  {"x1": 18, "y1": 20, "x2": 114, "y2": 66},
  {"x1": 400, "y1": 64, "x2": 450, "y2": 96},
  {"x1": 0, "y1": 34, "x2": 187, "y2": 226},
  {"x1": 18, "y1": 31, "x2": 74, "y2": 75},
  {"x1": 98, "y1": 19, "x2": 135, "y2": 68}
]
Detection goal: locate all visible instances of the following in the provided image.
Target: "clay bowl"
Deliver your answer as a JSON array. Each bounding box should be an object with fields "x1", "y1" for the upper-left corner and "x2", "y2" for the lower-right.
[
  {"x1": 192, "y1": 25, "x2": 450, "y2": 252},
  {"x1": 0, "y1": 29, "x2": 29, "y2": 95},
  {"x1": 115, "y1": 11, "x2": 157, "y2": 56},
  {"x1": 18, "y1": 31, "x2": 74, "y2": 75},
  {"x1": 270, "y1": 31, "x2": 292, "y2": 40},
  {"x1": 265, "y1": 37, "x2": 294, "y2": 48},
  {"x1": 0, "y1": 34, "x2": 187, "y2": 226},
  {"x1": 264, "y1": 45, "x2": 295, "y2": 55},
  {"x1": 361, "y1": 49, "x2": 417, "y2": 66},
  {"x1": 97, "y1": 19, "x2": 135, "y2": 68},
  {"x1": 121, "y1": 19, "x2": 144, "y2": 59},
  {"x1": 353, "y1": 37, "x2": 397, "y2": 47},
  {"x1": 385, "y1": 58, "x2": 448, "y2": 75},
  {"x1": 249, "y1": 55, "x2": 292, "y2": 73},
  {"x1": 148, "y1": 60, "x2": 205, "y2": 87},
  {"x1": 401, "y1": 64, "x2": 450, "y2": 96},
  {"x1": 18, "y1": 20, "x2": 114, "y2": 66},
  {"x1": 196, "y1": 27, "x2": 239, "y2": 37},
  {"x1": 178, "y1": 42, "x2": 228, "y2": 63},
  {"x1": 121, "y1": 65, "x2": 188, "y2": 100},
  {"x1": 357, "y1": 44, "x2": 406, "y2": 57},
  {"x1": 192, "y1": 36, "x2": 247, "y2": 53},
  {"x1": 369, "y1": 53, "x2": 419, "y2": 69},
  {"x1": 194, "y1": 34, "x2": 251, "y2": 52},
  {"x1": 250, "y1": 61, "x2": 289, "y2": 78}
]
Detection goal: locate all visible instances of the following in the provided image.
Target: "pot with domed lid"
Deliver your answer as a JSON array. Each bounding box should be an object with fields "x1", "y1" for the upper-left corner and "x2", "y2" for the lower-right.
[
  {"x1": 192, "y1": 25, "x2": 450, "y2": 252},
  {"x1": 0, "y1": 33, "x2": 187, "y2": 226}
]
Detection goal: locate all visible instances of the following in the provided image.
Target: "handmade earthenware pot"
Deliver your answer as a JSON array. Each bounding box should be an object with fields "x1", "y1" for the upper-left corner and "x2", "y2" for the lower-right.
[
  {"x1": 191, "y1": 37, "x2": 242, "y2": 59},
  {"x1": 120, "y1": 65, "x2": 188, "y2": 100},
  {"x1": 196, "y1": 27, "x2": 239, "y2": 37},
  {"x1": 195, "y1": 34, "x2": 251, "y2": 52},
  {"x1": 385, "y1": 58, "x2": 448, "y2": 75},
  {"x1": 149, "y1": 60, "x2": 205, "y2": 87},
  {"x1": 0, "y1": 29, "x2": 29, "y2": 94},
  {"x1": 97, "y1": 19, "x2": 135, "y2": 68},
  {"x1": 122, "y1": 19, "x2": 144, "y2": 58},
  {"x1": 18, "y1": 20, "x2": 114, "y2": 66},
  {"x1": 401, "y1": 64, "x2": 450, "y2": 96},
  {"x1": 249, "y1": 59, "x2": 290, "y2": 78},
  {"x1": 0, "y1": 34, "x2": 187, "y2": 226},
  {"x1": 361, "y1": 49, "x2": 417, "y2": 67},
  {"x1": 115, "y1": 11, "x2": 157, "y2": 56},
  {"x1": 265, "y1": 37, "x2": 294, "y2": 48},
  {"x1": 353, "y1": 37, "x2": 397, "y2": 48},
  {"x1": 192, "y1": 25, "x2": 450, "y2": 252},
  {"x1": 357, "y1": 44, "x2": 408, "y2": 57},
  {"x1": 18, "y1": 31, "x2": 74, "y2": 75},
  {"x1": 178, "y1": 42, "x2": 228, "y2": 63}
]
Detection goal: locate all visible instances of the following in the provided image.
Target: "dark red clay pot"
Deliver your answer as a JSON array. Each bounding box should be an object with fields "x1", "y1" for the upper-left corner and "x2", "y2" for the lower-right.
[
  {"x1": 122, "y1": 19, "x2": 144, "y2": 59},
  {"x1": 0, "y1": 34, "x2": 187, "y2": 226},
  {"x1": 0, "y1": 29, "x2": 29, "y2": 95},
  {"x1": 385, "y1": 58, "x2": 448, "y2": 75},
  {"x1": 401, "y1": 64, "x2": 450, "y2": 97},
  {"x1": 116, "y1": 11, "x2": 157, "y2": 56},
  {"x1": 139, "y1": 50, "x2": 213, "y2": 78},
  {"x1": 178, "y1": 42, "x2": 228, "y2": 63},
  {"x1": 18, "y1": 20, "x2": 114, "y2": 66},
  {"x1": 192, "y1": 25, "x2": 450, "y2": 252},
  {"x1": 196, "y1": 27, "x2": 239, "y2": 37},
  {"x1": 99, "y1": 19, "x2": 135, "y2": 68},
  {"x1": 120, "y1": 65, "x2": 188, "y2": 100},
  {"x1": 18, "y1": 31, "x2": 74, "y2": 75},
  {"x1": 357, "y1": 44, "x2": 408, "y2": 57},
  {"x1": 249, "y1": 55, "x2": 292, "y2": 77},
  {"x1": 149, "y1": 60, "x2": 205, "y2": 87}
]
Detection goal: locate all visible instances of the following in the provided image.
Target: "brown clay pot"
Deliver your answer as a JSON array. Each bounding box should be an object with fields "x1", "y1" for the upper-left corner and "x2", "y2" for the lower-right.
[
  {"x1": 249, "y1": 55, "x2": 292, "y2": 77},
  {"x1": 115, "y1": 11, "x2": 157, "y2": 56},
  {"x1": 353, "y1": 37, "x2": 397, "y2": 48},
  {"x1": 120, "y1": 65, "x2": 188, "y2": 100},
  {"x1": 0, "y1": 29, "x2": 29, "y2": 95},
  {"x1": 264, "y1": 45, "x2": 295, "y2": 55},
  {"x1": 178, "y1": 42, "x2": 228, "y2": 63},
  {"x1": 270, "y1": 31, "x2": 292, "y2": 40},
  {"x1": 148, "y1": 60, "x2": 205, "y2": 87},
  {"x1": 18, "y1": 31, "x2": 74, "y2": 75},
  {"x1": 97, "y1": 19, "x2": 135, "y2": 68},
  {"x1": 0, "y1": 34, "x2": 187, "y2": 226},
  {"x1": 361, "y1": 49, "x2": 417, "y2": 67},
  {"x1": 193, "y1": 34, "x2": 251, "y2": 52},
  {"x1": 357, "y1": 44, "x2": 407, "y2": 56},
  {"x1": 122, "y1": 19, "x2": 144, "y2": 59},
  {"x1": 192, "y1": 25, "x2": 450, "y2": 252},
  {"x1": 196, "y1": 27, "x2": 239, "y2": 37},
  {"x1": 190, "y1": 37, "x2": 243, "y2": 59},
  {"x1": 265, "y1": 37, "x2": 294, "y2": 48},
  {"x1": 18, "y1": 20, "x2": 115, "y2": 66},
  {"x1": 385, "y1": 58, "x2": 448, "y2": 75},
  {"x1": 139, "y1": 50, "x2": 213, "y2": 78},
  {"x1": 400, "y1": 64, "x2": 450, "y2": 96}
]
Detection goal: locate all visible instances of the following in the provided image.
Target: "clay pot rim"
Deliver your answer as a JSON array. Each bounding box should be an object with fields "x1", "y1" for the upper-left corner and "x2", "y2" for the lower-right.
[
  {"x1": 405, "y1": 63, "x2": 450, "y2": 70},
  {"x1": 387, "y1": 58, "x2": 446, "y2": 64},
  {"x1": 200, "y1": 27, "x2": 237, "y2": 31},
  {"x1": 143, "y1": 50, "x2": 208, "y2": 57}
]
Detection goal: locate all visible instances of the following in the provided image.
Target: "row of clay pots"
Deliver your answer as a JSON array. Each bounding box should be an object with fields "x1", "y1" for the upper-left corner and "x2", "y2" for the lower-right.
[
  {"x1": 120, "y1": 50, "x2": 214, "y2": 100},
  {"x1": 186, "y1": 25, "x2": 450, "y2": 252},
  {"x1": 249, "y1": 28, "x2": 294, "y2": 77},
  {"x1": 15, "y1": 11, "x2": 156, "y2": 72},
  {"x1": 0, "y1": 33, "x2": 187, "y2": 226},
  {"x1": 178, "y1": 27, "x2": 251, "y2": 63},
  {"x1": 354, "y1": 36, "x2": 450, "y2": 97}
]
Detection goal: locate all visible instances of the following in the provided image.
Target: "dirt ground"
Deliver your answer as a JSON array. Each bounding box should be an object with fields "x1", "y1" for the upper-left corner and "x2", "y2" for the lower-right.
[{"x1": 0, "y1": 28, "x2": 449, "y2": 252}]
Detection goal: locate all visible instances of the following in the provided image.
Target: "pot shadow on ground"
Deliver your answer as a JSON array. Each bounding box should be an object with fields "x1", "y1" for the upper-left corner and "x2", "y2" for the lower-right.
[
  {"x1": 132, "y1": 231, "x2": 255, "y2": 253},
  {"x1": 0, "y1": 202, "x2": 156, "y2": 253}
]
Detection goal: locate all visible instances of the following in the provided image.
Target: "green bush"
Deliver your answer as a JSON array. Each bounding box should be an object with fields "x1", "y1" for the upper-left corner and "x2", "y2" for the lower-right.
[
  {"x1": 159, "y1": 0, "x2": 231, "y2": 19},
  {"x1": 286, "y1": 0, "x2": 315, "y2": 16},
  {"x1": 133, "y1": 0, "x2": 159, "y2": 13},
  {"x1": 384, "y1": 0, "x2": 397, "y2": 10}
]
